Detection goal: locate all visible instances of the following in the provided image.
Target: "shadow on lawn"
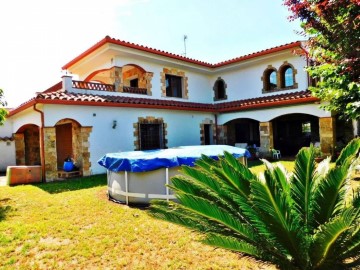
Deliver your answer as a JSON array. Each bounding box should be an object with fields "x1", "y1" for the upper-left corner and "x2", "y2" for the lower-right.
[
  {"x1": 0, "y1": 198, "x2": 12, "y2": 221},
  {"x1": 33, "y1": 174, "x2": 107, "y2": 194}
]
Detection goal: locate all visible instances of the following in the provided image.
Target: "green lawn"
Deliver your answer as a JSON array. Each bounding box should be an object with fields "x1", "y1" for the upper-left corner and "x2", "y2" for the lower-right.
[
  {"x1": 0, "y1": 160, "x2": 356, "y2": 269},
  {"x1": 0, "y1": 168, "x2": 276, "y2": 270}
]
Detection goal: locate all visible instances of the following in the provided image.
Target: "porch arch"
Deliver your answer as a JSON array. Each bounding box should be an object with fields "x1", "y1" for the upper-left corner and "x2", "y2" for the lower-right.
[
  {"x1": 14, "y1": 124, "x2": 40, "y2": 165},
  {"x1": 44, "y1": 118, "x2": 92, "y2": 180},
  {"x1": 272, "y1": 113, "x2": 320, "y2": 156}
]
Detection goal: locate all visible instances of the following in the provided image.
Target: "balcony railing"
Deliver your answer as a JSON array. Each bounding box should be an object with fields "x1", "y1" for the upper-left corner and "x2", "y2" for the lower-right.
[
  {"x1": 72, "y1": 80, "x2": 115, "y2": 92},
  {"x1": 123, "y1": 86, "x2": 147, "y2": 95}
]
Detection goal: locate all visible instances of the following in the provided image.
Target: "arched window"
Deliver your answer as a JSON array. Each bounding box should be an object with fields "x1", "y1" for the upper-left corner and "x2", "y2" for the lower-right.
[
  {"x1": 269, "y1": 70, "x2": 277, "y2": 89},
  {"x1": 279, "y1": 62, "x2": 297, "y2": 89},
  {"x1": 213, "y1": 77, "x2": 227, "y2": 101},
  {"x1": 262, "y1": 68, "x2": 278, "y2": 92},
  {"x1": 284, "y1": 67, "x2": 294, "y2": 87}
]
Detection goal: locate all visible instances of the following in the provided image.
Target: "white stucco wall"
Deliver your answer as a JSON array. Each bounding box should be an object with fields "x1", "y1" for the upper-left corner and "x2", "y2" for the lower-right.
[
  {"x1": 0, "y1": 141, "x2": 15, "y2": 171},
  {"x1": 211, "y1": 52, "x2": 308, "y2": 103},
  {"x1": 44, "y1": 104, "x2": 215, "y2": 175},
  {"x1": 0, "y1": 118, "x2": 16, "y2": 171},
  {"x1": 72, "y1": 47, "x2": 308, "y2": 105}
]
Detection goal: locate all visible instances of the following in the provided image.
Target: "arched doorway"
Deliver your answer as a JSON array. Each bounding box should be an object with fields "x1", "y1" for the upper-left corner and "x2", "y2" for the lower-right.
[
  {"x1": 15, "y1": 124, "x2": 40, "y2": 165},
  {"x1": 272, "y1": 114, "x2": 319, "y2": 156},
  {"x1": 55, "y1": 119, "x2": 81, "y2": 169},
  {"x1": 225, "y1": 118, "x2": 260, "y2": 147}
]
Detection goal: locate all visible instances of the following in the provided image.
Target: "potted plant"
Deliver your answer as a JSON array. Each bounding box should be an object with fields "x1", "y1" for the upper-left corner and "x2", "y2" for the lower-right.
[
  {"x1": 63, "y1": 156, "x2": 74, "y2": 172},
  {"x1": 313, "y1": 146, "x2": 325, "y2": 163}
]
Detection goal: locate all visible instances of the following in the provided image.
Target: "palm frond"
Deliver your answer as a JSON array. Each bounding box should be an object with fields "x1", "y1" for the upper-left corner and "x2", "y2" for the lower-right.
[
  {"x1": 202, "y1": 233, "x2": 274, "y2": 262},
  {"x1": 311, "y1": 208, "x2": 358, "y2": 269},
  {"x1": 314, "y1": 159, "x2": 352, "y2": 224},
  {"x1": 250, "y1": 176, "x2": 304, "y2": 263},
  {"x1": 149, "y1": 200, "x2": 239, "y2": 236},
  {"x1": 194, "y1": 154, "x2": 221, "y2": 171},
  {"x1": 335, "y1": 138, "x2": 360, "y2": 167},
  {"x1": 169, "y1": 175, "x2": 242, "y2": 218},
  {"x1": 291, "y1": 146, "x2": 317, "y2": 231},
  {"x1": 175, "y1": 192, "x2": 258, "y2": 244}
]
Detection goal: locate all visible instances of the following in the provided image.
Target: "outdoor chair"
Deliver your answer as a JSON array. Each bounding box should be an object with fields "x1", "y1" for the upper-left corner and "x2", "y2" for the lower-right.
[{"x1": 272, "y1": 149, "x2": 281, "y2": 159}]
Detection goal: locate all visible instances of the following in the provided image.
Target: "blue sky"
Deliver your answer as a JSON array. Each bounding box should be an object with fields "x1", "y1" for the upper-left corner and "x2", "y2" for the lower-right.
[{"x1": 0, "y1": 0, "x2": 302, "y2": 107}]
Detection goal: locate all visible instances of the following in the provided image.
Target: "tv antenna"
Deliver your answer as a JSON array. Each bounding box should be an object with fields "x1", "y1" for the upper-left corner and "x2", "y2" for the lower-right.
[{"x1": 183, "y1": 35, "x2": 188, "y2": 57}]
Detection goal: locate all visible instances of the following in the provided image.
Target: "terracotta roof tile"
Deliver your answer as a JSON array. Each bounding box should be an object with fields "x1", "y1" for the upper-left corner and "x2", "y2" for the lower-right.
[
  {"x1": 33, "y1": 90, "x2": 318, "y2": 113},
  {"x1": 62, "y1": 36, "x2": 303, "y2": 70}
]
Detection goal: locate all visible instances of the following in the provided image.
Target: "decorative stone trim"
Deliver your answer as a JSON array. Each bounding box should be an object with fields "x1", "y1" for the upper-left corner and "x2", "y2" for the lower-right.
[
  {"x1": 14, "y1": 133, "x2": 25, "y2": 165},
  {"x1": 44, "y1": 127, "x2": 57, "y2": 180},
  {"x1": 278, "y1": 61, "x2": 298, "y2": 89},
  {"x1": 216, "y1": 125, "x2": 227, "y2": 145},
  {"x1": 213, "y1": 77, "x2": 228, "y2": 101},
  {"x1": 133, "y1": 116, "x2": 168, "y2": 150},
  {"x1": 261, "y1": 62, "x2": 298, "y2": 93},
  {"x1": 259, "y1": 122, "x2": 273, "y2": 156},
  {"x1": 160, "y1": 68, "x2": 188, "y2": 99},
  {"x1": 319, "y1": 117, "x2": 336, "y2": 156},
  {"x1": 200, "y1": 118, "x2": 216, "y2": 145}
]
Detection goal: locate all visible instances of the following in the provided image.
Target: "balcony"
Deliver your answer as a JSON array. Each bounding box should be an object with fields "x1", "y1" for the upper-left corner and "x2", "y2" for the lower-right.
[
  {"x1": 72, "y1": 80, "x2": 115, "y2": 92},
  {"x1": 123, "y1": 86, "x2": 147, "y2": 95},
  {"x1": 63, "y1": 76, "x2": 149, "y2": 95}
]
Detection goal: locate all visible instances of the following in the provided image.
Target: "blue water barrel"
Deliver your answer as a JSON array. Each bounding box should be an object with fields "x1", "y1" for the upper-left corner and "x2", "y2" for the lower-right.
[{"x1": 63, "y1": 161, "x2": 74, "y2": 172}]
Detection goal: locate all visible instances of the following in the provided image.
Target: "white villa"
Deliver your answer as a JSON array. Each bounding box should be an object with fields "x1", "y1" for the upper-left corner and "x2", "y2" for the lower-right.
[{"x1": 0, "y1": 36, "x2": 355, "y2": 181}]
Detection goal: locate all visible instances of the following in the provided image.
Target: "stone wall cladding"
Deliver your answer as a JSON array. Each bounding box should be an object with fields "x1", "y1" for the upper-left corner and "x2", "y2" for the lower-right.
[
  {"x1": 319, "y1": 117, "x2": 336, "y2": 156},
  {"x1": 160, "y1": 68, "x2": 188, "y2": 99},
  {"x1": 44, "y1": 127, "x2": 57, "y2": 181},
  {"x1": 259, "y1": 122, "x2": 273, "y2": 156},
  {"x1": 133, "y1": 116, "x2": 168, "y2": 150},
  {"x1": 14, "y1": 133, "x2": 25, "y2": 165},
  {"x1": 200, "y1": 118, "x2": 216, "y2": 145}
]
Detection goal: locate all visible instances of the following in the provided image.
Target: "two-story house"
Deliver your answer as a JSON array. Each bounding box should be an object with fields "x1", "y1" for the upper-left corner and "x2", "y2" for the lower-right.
[{"x1": 0, "y1": 36, "x2": 354, "y2": 181}]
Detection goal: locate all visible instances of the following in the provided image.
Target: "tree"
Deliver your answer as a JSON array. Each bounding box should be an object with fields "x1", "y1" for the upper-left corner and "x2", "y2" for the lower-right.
[
  {"x1": 284, "y1": 0, "x2": 360, "y2": 119},
  {"x1": 150, "y1": 139, "x2": 360, "y2": 269},
  {"x1": 0, "y1": 88, "x2": 7, "y2": 125}
]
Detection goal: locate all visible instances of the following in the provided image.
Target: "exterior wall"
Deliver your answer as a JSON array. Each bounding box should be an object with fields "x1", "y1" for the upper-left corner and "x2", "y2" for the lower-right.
[
  {"x1": 43, "y1": 104, "x2": 215, "y2": 175},
  {"x1": 210, "y1": 53, "x2": 308, "y2": 102},
  {"x1": 0, "y1": 119, "x2": 16, "y2": 171},
  {"x1": 75, "y1": 55, "x2": 214, "y2": 104},
  {"x1": 0, "y1": 140, "x2": 15, "y2": 171}
]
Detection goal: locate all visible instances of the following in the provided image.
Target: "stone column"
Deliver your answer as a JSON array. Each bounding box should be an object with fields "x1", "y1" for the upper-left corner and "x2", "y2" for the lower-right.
[
  {"x1": 216, "y1": 125, "x2": 227, "y2": 145},
  {"x1": 80, "y1": 127, "x2": 92, "y2": 176},
  {"x1": 110, "y1": 66, "x2": 122, "y2": 92},
  {"x1": 319, "y1": 117, "x2": 336, "y2": 156},
  {"x1": 259, "y1": 122, "x2": 273, "y2": 156},
  {"x1": 44, "y1": 127, "x2": 57, "y2": 181},
  {"x1": 14, "y1": 133, "x2": 25, "y2": 165},
  {"x1": 145, "y1": 72, "x2": 153, "y2": 96}
]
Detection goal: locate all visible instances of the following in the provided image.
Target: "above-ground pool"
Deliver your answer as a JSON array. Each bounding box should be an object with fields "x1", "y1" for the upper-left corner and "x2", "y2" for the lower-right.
[{"x1": 98, "y1": 145, "x2": 250, "y2": 204}]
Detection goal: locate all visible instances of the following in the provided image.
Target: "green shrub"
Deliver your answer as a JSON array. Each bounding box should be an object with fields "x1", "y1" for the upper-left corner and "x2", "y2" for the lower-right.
[{"x1": 150, "y1": 139, "x2": 360, "y2": 270}]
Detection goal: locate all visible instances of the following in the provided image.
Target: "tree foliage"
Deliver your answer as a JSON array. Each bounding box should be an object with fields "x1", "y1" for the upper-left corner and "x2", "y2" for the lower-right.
[
  {"x1": 150, "y1": 139, "x2": 360, "y2": 269},
  {"x1": 284, "y1": 0, "x2": 360, "y2": 119},
  {"x1": 0, "y1": 88, "x2": 7, "y2": 125}
]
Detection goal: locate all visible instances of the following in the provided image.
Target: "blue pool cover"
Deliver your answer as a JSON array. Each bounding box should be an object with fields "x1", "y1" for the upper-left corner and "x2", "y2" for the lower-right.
[{"x1": 98, "y1": 145, "x2": 251, "y2": 173}]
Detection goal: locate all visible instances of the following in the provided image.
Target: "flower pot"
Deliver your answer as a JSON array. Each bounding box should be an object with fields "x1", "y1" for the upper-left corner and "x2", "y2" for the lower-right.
[{"x1": 63, "y1": 161, "x2": 74, "y2": 172}]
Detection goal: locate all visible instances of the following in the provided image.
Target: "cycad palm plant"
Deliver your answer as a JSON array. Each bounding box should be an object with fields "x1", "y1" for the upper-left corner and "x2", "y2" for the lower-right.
[{"x1": 150, "y1": 139, "x2": 360, "y2": 270}]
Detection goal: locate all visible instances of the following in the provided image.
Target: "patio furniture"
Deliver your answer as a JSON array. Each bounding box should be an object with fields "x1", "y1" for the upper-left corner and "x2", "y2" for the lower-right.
[
  {"x1": 272, "y1": 149, "x2": 281, "y2": 159},
  {"x1": 235, "y1": 143, "x2": 248, "y2": 149}
]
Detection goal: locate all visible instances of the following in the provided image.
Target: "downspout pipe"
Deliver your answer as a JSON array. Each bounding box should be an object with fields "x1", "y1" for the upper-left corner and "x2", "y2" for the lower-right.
[
  {"x1": 33, "y1": 103, "x2": 46, "y2": 182},
  {"x1": 214, "y1": 113, "x2": 218, "y2": 144}
]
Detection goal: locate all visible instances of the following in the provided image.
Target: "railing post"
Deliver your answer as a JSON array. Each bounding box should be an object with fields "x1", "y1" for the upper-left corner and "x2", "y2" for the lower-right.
[{"x1": 62, "y1": 75, "x2": 73, "y2": 92}]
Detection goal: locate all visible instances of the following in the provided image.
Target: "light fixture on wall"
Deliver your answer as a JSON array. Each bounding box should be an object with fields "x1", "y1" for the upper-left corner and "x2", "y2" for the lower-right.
[{"x1": 112, "y1": 120, "x2": 117, "y2": 129}]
